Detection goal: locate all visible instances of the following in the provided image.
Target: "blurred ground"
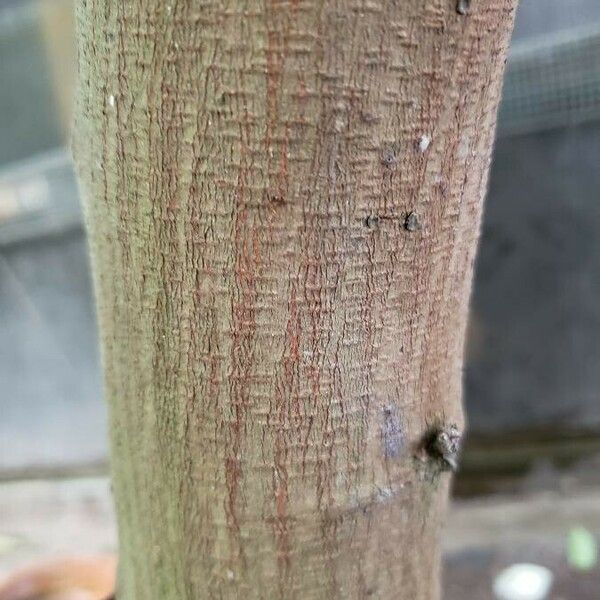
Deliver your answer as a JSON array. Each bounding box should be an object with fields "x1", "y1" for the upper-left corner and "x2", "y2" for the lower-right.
[
  {"x1": 447, "y1": 548, "x2": 600, "y2": 600},
  {"x1": 1, "y1": 477, "x2": 599, "y2": 599}
]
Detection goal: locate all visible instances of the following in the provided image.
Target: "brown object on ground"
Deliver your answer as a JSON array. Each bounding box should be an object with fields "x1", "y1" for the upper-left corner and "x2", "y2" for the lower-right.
[
  {"x1": 73, "y1": 1, "x2": 518, "y2": 598},
  {"x1": 0, "y1": 556, "x2": 116, "y2": 600}
]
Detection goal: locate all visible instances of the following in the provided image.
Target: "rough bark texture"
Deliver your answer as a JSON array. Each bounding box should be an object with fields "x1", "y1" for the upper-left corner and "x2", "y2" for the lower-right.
[{"x1": 73, "y1": 1, "x2": 517, "y2": 598}]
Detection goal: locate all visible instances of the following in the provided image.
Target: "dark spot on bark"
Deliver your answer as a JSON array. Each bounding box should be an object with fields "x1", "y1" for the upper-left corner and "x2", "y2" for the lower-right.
[
  {"x1": 404, "y1": 211, "x2": 420, "y2": 232},
  {"x1": 426, "y1": 424, "x2": 462, "y2": 471},
  {"x1": 365, "y1": 214, "x2": 380, "y2": 228},
  {"x1": 361, "y1": 110, "x2": 380, "y2": 124},
  {"x1": 382, "y1": 405, "x2": 403, "y2": 458},
  {"x1": 269, "y1": 194, "x2": 286, "y2": 205},
  {"x1": 380, "y1": 145, "x2": 398, "y2": 168},
  {"x1": 438, "y1": 181, "x2": 449, "y2": 198},
  {"x1": 456, "y1": 0, "x2": 471, "y2": 15}
]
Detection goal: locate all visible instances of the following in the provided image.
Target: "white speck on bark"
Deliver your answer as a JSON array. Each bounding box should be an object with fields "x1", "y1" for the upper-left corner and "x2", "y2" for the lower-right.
[
  {"x1": 418, "y1": 135, "x2": 431, "y2": 152},
  {"x1": 457, "y1": 0, "x2": 471, "y2": 15}
]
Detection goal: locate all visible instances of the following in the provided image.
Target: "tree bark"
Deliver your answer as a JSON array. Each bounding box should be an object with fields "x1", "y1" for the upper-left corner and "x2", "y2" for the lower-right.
[{"x1": 73, "y1": 1, "x2": 517, "y2": 598}]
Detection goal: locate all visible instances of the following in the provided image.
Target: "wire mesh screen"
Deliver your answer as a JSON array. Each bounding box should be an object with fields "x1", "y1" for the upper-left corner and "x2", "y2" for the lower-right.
[{"x1": 499, "y1": 24, "x2": 600, "y2": 136}]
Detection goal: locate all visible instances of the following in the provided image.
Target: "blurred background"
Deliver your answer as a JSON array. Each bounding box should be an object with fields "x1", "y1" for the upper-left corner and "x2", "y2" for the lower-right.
[{"x1": 1, "y1": 0, "x2": 600, "y2": 598}]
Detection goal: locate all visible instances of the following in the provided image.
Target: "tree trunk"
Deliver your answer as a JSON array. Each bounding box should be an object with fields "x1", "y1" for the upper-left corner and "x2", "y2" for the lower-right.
[{"x1": 73, "y1": 1, "x2": 517, "y2": 598}]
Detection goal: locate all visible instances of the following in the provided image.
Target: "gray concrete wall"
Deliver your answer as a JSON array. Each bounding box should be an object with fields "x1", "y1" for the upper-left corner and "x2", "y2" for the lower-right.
[{"x1": 467, "y1": 122, "x2": 600, "y2": 434}]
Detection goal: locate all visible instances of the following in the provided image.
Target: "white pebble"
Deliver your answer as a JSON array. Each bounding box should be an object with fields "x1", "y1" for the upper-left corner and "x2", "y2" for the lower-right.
[
  {"x1": 108, "y1": 94, "x2": 116, "y2": 108},
  {"x1": 493, "y1": 563, "x2": 553, "y2": 600}
]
